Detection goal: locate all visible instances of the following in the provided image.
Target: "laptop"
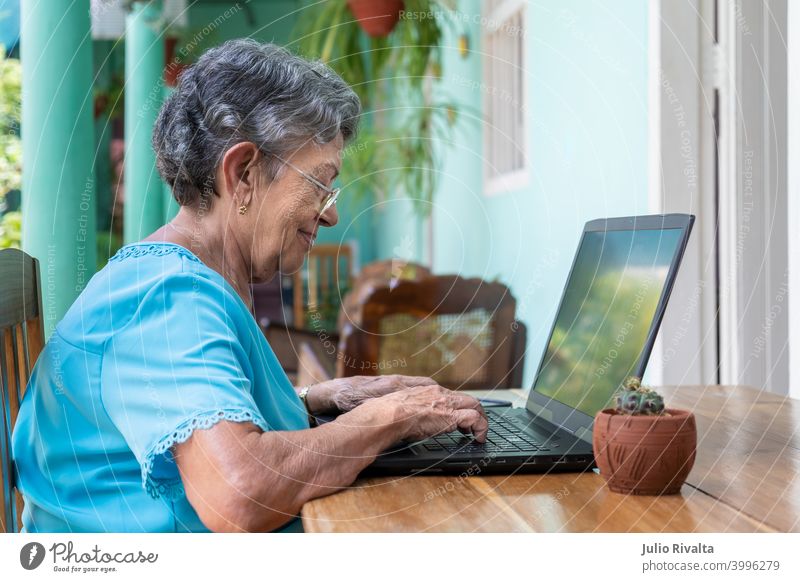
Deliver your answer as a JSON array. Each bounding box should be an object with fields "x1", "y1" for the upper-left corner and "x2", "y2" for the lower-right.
[{"x1": 364, "y1": 213, "x2": 695, "y2": 476}]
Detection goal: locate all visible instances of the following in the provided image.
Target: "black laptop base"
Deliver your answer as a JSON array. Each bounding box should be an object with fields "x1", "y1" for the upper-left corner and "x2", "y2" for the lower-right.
[
  {"x1": 363, "y1": 408, "x2": 596, "y2": 477},
  {"x1": 361, "y1": 453, "x2": 596, "y2": 477}
]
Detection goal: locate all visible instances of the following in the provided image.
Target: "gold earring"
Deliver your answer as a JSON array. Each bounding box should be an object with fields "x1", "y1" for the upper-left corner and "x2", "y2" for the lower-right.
[{"x1": 238, "y1": 204, "x2": 248, "y2": 215}]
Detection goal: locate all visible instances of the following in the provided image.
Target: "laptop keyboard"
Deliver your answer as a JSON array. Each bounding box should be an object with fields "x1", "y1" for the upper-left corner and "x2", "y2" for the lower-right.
[{"x1": 422, "y1": 410, "x2": 552, "y2": 455}]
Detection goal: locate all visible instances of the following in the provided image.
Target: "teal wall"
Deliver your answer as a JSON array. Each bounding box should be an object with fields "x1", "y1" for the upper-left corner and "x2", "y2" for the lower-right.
[{"x1": 431, "y1": 0, "x2": 650, "y2": 387}]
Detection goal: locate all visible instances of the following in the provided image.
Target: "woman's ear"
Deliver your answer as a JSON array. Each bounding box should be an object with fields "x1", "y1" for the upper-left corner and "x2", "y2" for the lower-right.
[{"x1": 219, "y1": 142, "x2": 262, "y2": 208}]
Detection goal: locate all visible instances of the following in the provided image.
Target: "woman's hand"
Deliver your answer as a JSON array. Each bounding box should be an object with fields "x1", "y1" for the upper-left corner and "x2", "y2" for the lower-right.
[
  {"x1": 304, "y1": 375, "x2": 439, "y2": 415},
  {"x1": 354, "y1": 384, "x2": 489, "y2": 443},
  {"x1": 179, "y1": 383, "x2": 487, "y2": 532}
]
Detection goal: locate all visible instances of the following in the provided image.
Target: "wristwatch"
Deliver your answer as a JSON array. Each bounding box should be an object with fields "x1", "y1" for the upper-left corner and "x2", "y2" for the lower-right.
[{"x1": 298, "y1": 386, "x2": 317, "y2": 427}]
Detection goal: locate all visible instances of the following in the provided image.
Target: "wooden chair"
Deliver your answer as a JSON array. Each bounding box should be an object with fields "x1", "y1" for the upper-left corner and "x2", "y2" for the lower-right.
[
  {"x1": 261, "y1": 321, "x2": 331, "y2": 385},
  {"x1": 337, "y1": 275, "x2": 526, "y2": 390},
  {"x1": 296, "y1": 341, "x2": 336, "y2": 388},
  {"x1": 337, "y1": 258, "x2": 431, "y2": 333},
  {"x1": 286, "y1": 258, "x2": 432, "y2": 385},
  {"x1": 0, "y1": 248, "x2": 44, "y2": 532},
  {"x1": 293, "y1": 244, "x2": 353, "y2": 330}
]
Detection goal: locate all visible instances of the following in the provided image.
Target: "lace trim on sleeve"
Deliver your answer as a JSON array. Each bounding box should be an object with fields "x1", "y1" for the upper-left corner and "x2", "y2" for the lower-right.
[{"x1": 141, "y1": 409, "x2": 269, "y2": 500}]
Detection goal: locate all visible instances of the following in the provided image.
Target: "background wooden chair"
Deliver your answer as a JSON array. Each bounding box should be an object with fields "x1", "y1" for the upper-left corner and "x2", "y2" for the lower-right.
[
  {"x1": 337, "y1": 275, "x2": 526, "y2": 391},
  {"x1": 262, "y1": 323, "x2": 331, "y2": 385},
  {"x1": 336, "y1": 258, "x2": 431, "y2": 333},
  {"x1": 294, "y1": 259, "x2": 432, "y2": 387},
  {"x1": 259, "y1": 244, "x2": 353, "y2": 384},
  {"x1": 0, "y1": 248, "x2": 44, "y2": 532},
  {"x1": 293, "y1": 243, "x2": 353, "y2": 330}
]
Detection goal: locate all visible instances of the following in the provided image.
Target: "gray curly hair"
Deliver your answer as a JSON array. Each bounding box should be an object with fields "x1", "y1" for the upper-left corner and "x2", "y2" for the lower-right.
[{"x1": 152, "y1": 39, "x2": 361, "y2": 207}]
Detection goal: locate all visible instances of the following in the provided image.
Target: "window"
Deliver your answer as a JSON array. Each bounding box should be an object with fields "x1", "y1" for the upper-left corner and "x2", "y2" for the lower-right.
[{"x1": 483, "y1": 0, "x2": 527, "y2": 195}]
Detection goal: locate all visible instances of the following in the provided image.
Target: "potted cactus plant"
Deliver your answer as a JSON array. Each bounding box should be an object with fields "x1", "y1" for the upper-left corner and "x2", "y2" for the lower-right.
[{"x1": 593, "y1": 377, "x2": 697, "y2": 495}]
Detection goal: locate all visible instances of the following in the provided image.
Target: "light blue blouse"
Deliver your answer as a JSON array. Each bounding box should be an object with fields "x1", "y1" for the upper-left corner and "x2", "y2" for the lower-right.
[{"x1": 12, "y1": 242, "x2": 309, "y2": 532}]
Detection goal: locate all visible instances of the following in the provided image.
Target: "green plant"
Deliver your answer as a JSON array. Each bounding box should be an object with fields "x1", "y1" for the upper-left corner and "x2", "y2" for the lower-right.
[
  {"x1": 294, "y1": 0, "x2": 461, "y2": 216},
  {"x1": 0, "y1": 210, "x2": 21, "y2": 248},
  {"x1": 1, "y1": 45, "x2": 22, "y2": 250},
  {"x1": 96, "y1": 230, "x2": 123, "y2": 271},
  {"x1": 93, "y1": 40, "x2": 125, "y2": 122},
  {"x1": 314, "y1": 283, "x2": 351, "y2": 332},
  {"x1": 614, "y1": 376, "x2": 665, "y2": 416},
  {"x1": 0, "y1": 45, "x2": 21, "y2": 198}
]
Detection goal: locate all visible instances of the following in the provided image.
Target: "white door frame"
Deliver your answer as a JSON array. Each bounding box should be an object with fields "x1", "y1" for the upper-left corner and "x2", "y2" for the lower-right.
[
  {"x1": 651, "y1": 0, "x2": 790, "y2": 395},
  {"x1": 717, "y1": 0, "x2": 789, "y2": 395},
  {"x1": 786, "y1": 1, "x2": 800, "y2": 400},
  {"x1": 648, "y1": 0, "x2": 719, "y2": 388}
]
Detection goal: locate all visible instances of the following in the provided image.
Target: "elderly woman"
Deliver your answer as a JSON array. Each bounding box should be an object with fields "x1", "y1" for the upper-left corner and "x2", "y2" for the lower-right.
[{"x1": 12, "y1": 40, "x2": 487, "y2": 533}]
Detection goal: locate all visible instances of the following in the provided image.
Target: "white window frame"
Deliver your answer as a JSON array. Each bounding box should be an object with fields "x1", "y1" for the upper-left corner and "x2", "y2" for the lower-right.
[{"x1": 482, "y1": 0, "x2": 528, "y2": 196}]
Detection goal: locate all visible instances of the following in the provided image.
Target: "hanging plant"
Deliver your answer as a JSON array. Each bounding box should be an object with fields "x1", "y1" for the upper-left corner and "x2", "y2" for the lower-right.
[{"x1": 294, "y1": 0, "x2": 463, "y2": 217}]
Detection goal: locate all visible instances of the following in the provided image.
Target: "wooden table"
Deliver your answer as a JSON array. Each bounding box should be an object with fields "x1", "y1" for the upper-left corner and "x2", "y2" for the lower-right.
[{"x1": 302, "y1": 386, "x2": 800, "y2": 532}]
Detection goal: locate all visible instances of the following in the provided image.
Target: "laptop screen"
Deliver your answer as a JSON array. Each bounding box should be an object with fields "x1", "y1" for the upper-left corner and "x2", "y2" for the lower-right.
[{"x1": 532, "y1": 227, "x2": 684, "y2": 417}]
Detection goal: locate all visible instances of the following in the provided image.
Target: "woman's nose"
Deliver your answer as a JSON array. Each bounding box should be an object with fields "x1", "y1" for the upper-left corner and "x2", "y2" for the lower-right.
[{"x1": 319, "y1": 203, "x2": 339, "y2": 227}]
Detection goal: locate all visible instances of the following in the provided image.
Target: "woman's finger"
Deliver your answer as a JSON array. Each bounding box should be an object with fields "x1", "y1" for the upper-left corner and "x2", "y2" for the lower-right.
[
  {"x1": 452, "y1": 409, "x2": 489, "y2": 442},
  {"x1": 446, "y1": 391, "x2": 487, "y2": 416},
  {"x1": 398, "y1": 375, "x2": 437, "y2": 388}
]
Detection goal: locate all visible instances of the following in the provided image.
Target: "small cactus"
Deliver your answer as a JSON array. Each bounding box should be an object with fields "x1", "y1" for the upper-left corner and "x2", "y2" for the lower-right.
[{"x1": 614, "y1": 376, "x2": 665, "y2": 415}]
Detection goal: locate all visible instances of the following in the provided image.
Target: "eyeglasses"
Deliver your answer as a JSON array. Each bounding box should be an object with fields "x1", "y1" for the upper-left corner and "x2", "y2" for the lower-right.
[{"x1": 273, "y1": 154, "x2": 340, "y2": 214}]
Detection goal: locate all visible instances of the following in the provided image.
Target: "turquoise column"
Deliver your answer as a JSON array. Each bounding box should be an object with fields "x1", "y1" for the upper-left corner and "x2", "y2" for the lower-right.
[
  {"x1": 162, "y1": 84, "x2": 179, "y2": 221},
  {"x1": 21, "y1": 0, "x2": 96, "y2": 337},
  {"x1": 124, "y1": 0, "x2": 164, "y2": 243}
]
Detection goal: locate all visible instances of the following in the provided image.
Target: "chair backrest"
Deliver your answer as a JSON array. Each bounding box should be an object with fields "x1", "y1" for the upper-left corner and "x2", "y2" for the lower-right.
[
  {"x1": 0, "y1": 248, "x2": 44, "y2": 533},
  {"x1": 337, "y1": 258, "x2": 432, "y2": 333},
  {"x1": 293, "y1": 244, "x2": 352, "y2": 330},
  {"x1": 338, "y1": 275, "x2": 526, "y2": 390}
]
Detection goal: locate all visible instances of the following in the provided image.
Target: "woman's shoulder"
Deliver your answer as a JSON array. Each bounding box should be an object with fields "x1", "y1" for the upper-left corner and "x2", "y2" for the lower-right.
[
  {"x1": 57, "y1": 242, "x2": 240, "y2": 352},
  {"x1": 104, "y1": 241, "x2": 225, "y2": 297}
]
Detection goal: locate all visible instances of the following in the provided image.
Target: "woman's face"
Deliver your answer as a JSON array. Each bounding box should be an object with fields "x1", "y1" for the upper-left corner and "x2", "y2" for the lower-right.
[{"x1": 249, "y1": 137, "x2": 342, "y2": 281}]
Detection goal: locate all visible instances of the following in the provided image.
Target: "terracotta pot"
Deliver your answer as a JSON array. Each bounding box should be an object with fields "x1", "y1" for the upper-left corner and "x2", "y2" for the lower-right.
[
  {"x1": 165, "y1": 36, "x2": 179, "y2": 65},
  {"x1": 347, "y1": 0, "x2": 405, "y2": 37},
  {"x1": 164, "y1": 36, "x2": 188, "y2": 87},
  {"x1": 593, "y1": 408, "x2": 696, "y2": 495},
  {"x1": 164, "y1": 62, "x2": 188, "y2": 87},
  {"x1": 94, "y1": 94, "x2": 108, "y2": 119}
]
